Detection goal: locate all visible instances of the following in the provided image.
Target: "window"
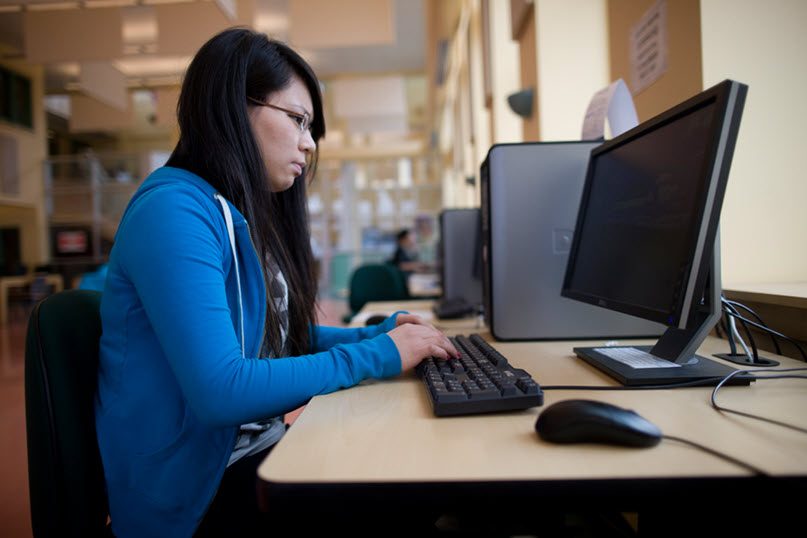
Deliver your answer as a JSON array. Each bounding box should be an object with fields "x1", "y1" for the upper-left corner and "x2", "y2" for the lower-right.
[{"x1": 0, "y1": 66, "x2": 33, "y2": 129}]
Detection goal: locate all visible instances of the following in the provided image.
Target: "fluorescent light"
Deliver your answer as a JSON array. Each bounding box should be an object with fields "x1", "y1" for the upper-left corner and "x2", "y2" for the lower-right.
[
  {"x1": 27, "y1": 2, "x2": 81, "y2": 11},
  {"x1": 83, "y1": 0, "x2": 138, "y2": 7}
]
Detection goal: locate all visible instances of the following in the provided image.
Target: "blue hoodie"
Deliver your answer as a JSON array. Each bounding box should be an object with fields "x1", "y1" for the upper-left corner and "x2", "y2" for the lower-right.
[{"x1": 95, "y1": 167, "x2": 402, "y2": 537}]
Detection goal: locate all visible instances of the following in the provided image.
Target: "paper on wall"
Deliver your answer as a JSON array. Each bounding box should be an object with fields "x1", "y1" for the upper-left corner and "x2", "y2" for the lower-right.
[{"x1": 581, "y1": 78, "x2": 639, "y2": 141}]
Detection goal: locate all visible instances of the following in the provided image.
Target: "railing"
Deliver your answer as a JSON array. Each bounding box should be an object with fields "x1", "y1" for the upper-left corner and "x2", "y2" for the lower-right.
[{"x1": 43, "y1": 151, "x2": 168, "y2": 266}]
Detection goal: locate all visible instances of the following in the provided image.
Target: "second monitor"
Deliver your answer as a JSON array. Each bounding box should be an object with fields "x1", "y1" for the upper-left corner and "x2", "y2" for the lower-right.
[{"x1": 434, "y1": 208, "x2": 484, "y2": 319}]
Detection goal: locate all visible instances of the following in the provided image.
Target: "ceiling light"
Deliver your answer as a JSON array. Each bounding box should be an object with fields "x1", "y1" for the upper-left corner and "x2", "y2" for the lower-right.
[
  {"x1": 141, "y1": 0, "x2": 196, "y2": 5},
  {"x1": 254, "y1": 12, "x2": 288, "y2": 35},
  {"x1": 122, "y1": 6, "x2": 157, "y2": 45},
  {"x1": 113, "y1": 55, "x2": 191, "y2": 76},
  {"x1": 83, "y1": 0, "x2": 138, "y2": 8},
  {"x1": 27, "y1": 2, "x2": 81, "y2": 10}
]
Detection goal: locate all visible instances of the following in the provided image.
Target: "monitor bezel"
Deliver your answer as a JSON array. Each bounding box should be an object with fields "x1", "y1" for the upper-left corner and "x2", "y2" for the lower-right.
[{"x1": 561, "y1": 79, "x2": 747, "y2": 329}]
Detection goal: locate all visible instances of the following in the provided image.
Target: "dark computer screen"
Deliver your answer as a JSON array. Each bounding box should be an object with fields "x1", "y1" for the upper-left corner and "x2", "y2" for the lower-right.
[
  {"x1": 564, "y1": 100, "x2": 717, "y2": 326},
  {"x1": 561, "y1": 79, "x2": 748, "y2": 385}
]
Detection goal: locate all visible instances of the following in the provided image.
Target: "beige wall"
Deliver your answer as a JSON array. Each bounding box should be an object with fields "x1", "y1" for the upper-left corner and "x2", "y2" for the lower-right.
[
  {"x1": 700, "y1": 0, "x2": 807, "y2": 285},
  {"x1": 507, "y1": 0, "x2": 611, "y2": 143},
  {"x1": 535, "y1": 0, "x2": 609, "y2": 141},
  {"x1": 0, "y1": 59, "x2": 48, "y2": 268}
]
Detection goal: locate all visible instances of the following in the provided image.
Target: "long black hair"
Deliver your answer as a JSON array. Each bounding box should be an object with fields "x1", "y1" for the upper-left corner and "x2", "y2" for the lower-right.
[{"x1": 167, "y1": 27, "x2": 325, "y2": 357}]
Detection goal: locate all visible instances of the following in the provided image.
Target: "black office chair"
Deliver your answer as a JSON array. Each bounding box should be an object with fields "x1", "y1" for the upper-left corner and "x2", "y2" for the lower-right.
[
  {"x1": 342, "y1": 263, "x2": 410, "y2": 323},
  {"x1": 24, "y1": 289, "x2": 112, "y2": 537}
]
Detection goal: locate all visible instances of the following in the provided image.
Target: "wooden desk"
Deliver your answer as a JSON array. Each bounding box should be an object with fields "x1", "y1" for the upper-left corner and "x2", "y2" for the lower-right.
[
  {"x1": 0, "y1": 273, "x2": 64, "y2": 324},
  {"x1": 258, "y1": 301, "x2": 807, "y2": 533}
]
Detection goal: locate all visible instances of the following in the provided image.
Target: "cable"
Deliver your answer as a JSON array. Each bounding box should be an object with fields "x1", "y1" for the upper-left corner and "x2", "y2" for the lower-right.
[
  {"x1": 718, "y1": 314, "x2": 738, "y2": 355},
  {"x1": 727, "y1": 312, "x2": 754, "y2": 362},
  {"x1": 724, "y1": 299, "x2": 782, "y2": 355},
  {"x1": 661, "y1": 435, "x2": 767, "y2": 476},
  {"x1": 722, "y1": 301, "x2": 760, "y2": 362},
  {"x1": 718, "y1": 294, "x2": 738, "y2": 356},
  {"x1": 711, "y1": 368, "x2": 807, "y2": 434},
  {"x1": 722, "y1": 313, "x2": 807, "y2": 362}
]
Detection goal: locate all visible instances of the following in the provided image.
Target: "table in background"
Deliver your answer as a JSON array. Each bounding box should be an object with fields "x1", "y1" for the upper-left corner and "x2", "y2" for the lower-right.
[{"x1": 0, "y1": 273, "x2": 64, "y2": 324}]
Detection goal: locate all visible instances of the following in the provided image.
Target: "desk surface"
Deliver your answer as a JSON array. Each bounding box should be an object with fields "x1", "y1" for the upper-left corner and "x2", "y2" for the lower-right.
[{"x1": 259, "y1": 301, "x2": 807, "y2": 513}]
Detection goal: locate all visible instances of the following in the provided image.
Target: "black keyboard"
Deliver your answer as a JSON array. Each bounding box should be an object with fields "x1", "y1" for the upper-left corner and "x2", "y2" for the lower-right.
[{"x1": 415, "y1": 333, "x2": 543, "y2": 416}]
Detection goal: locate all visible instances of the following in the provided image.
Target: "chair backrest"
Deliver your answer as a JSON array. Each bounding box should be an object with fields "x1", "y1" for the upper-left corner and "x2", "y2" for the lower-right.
[
  {"x1": 347, "y1": 263, "x2": 409, "y2": 314},
  {"x1": 24, "y1": 289, "x2": 110, "y2": 537},
  {"x1": 328, "y1": 252, "x2": 354, "y2": 298}
]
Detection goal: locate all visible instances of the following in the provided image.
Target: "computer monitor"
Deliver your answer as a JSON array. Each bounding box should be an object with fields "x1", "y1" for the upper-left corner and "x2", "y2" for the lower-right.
[
  {"x1": 437, "y1": 208, "x2": 483, "y2": 308},
  {"x1": 561, "y1": 79, "x2": 749, "y2": 386}
]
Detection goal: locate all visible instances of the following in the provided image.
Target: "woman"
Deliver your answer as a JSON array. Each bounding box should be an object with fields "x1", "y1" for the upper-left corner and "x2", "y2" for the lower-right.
[{"x1": 95, "y1": 27, "x2": 458, "y2": 538}]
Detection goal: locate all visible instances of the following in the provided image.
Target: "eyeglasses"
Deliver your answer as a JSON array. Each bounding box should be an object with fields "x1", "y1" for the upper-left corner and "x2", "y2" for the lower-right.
[{"x1": 247, "y1": 96, "x2": 312, "y2": 133}]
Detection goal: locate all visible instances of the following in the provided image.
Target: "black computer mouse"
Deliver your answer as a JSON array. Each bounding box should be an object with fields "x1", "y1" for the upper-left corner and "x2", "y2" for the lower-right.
[
  {"x1": 535, "y1": 399, "x2": 662, "y2": 448},
  {"x1": 365, "y1": 314, "x2": 388, "y2": 326}
]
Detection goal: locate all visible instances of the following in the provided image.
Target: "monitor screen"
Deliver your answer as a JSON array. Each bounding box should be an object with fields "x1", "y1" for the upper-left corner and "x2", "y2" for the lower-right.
[
  {"x1": 561, "y1": 79, "x2": 749, "y2": 386},
  {"x1": 50, "y1": 226, "x2": 92, "y2": 258}
]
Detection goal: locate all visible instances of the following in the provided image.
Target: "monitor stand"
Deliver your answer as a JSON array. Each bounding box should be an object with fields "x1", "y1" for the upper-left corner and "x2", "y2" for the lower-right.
[
  {"x1": 573, "y1": 243, "x2": 752, "y2": 387},
  {"x1": 572, "y1": 345, "x2": 752, "y2": 386}
]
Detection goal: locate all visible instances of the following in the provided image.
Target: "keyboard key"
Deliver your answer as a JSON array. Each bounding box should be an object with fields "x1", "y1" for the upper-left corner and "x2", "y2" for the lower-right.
[
  {"x1": 517, "y1": 378, "x2": 541, "y2": 394},
  {"x1": 467, "y1": 387, "x2": 500, "y2": 399}
]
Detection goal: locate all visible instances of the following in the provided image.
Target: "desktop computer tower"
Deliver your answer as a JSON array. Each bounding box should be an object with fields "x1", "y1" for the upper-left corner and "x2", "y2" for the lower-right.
[{"x1": 479, "y1": 141, "x2": 666, "y2": 340}]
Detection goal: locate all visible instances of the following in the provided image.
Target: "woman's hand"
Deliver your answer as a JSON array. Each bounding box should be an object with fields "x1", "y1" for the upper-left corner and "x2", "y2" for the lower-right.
[
  {"x1": 393, "y1": 312, "x2": 432, "y2": 328},
  {"x1": 387, "y1": 321, "x2": 459, "y2": 372}
]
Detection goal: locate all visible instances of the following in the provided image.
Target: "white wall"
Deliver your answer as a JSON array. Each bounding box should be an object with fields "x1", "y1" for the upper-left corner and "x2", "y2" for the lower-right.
[
  {"x1": 535, "y1": 0, "x2": 610, "y2": 141},
  {"x1": 701, "y1": 0, "x2": 807, "y2": 285}
]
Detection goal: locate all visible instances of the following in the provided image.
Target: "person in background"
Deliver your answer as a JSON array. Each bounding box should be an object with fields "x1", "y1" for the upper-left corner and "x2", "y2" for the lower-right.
[
  {"x1": 390, "y1": 228, "x2": 430, "y2": 274},
  {"x1": 94, "y1": 27, "x2": 458, "y2": 538}
]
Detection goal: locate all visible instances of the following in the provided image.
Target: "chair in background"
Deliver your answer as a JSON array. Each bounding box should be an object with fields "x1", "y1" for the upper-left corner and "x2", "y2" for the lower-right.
[
  {"x1": 24, "y1": 289, "x2": 112, "y2": 537},
  {"x1": 343, "y1": 263, "x2": 410, "y2": 323},
  {"x1": 327, "y1": 252, "x2": 354, "y2": 299}
]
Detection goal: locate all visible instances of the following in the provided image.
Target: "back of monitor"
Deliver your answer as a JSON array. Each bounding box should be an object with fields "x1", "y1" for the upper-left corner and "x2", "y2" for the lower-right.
[{"x1": 480, "y1": 141, "x2": 665, "y2": 340}]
